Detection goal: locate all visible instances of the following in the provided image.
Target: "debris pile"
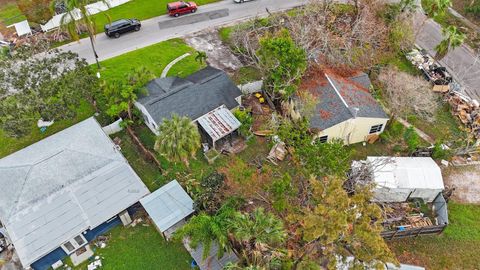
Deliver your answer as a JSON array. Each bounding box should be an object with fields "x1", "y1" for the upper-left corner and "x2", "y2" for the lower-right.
[
  {"x1": 87, "y1": 256, "x2": 102, "y2": 270},
  {"x1": 446, "y1": 92, "x2": 480, "y2": 139},
  {"x1": 406, "y1": 48, "x2": 480, "y2": 140},
  {"x1": 380, "y1": 202, "x2": 435, "y2": 231},
  {"x1": 406, "y1": 49, "x2": 452, "y2": 85}
]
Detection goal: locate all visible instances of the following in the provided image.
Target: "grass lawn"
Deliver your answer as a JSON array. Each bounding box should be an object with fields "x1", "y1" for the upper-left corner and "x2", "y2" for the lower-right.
[
  {"x1": 388, "y1": 203, "x2": 480, "y2": 269},
  {"x1": 70, "y1": 221, "x2": 192, "y2": 270},
  {"x1": 0, "y1": 100, "x2": 95, "y2": 158},
  {"x1": 95, "y1": 38, "x2": 203, "y2": 83},
  {"x1": 407, "y1": 103, "x2": 468, "y2": 146},
  {"x1": 0, "y1": 2, "x2": 26, "y2": 25},
  {"x1": 231, "y1": 66, "x2": 262, "y2": 84}
]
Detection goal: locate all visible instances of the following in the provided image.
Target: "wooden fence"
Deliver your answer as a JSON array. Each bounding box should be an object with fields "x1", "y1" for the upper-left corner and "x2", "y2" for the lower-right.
[{"x1": 381, "y1": 224, "x2": 447, "y2": 240}]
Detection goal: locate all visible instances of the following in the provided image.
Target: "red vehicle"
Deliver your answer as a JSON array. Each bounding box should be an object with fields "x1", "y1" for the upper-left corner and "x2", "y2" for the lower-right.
[{"x1": 167, "y1": 1, "x2": 198, "y2": 17}]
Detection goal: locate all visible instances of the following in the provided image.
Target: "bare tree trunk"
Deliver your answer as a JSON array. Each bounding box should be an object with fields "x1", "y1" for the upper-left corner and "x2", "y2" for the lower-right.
[
  {"x1": 88, "y1": 32, "x2": 101, "y2": 69},
  {"x1": 126, "y1": 126, "x2": 163, "y2": 172}
]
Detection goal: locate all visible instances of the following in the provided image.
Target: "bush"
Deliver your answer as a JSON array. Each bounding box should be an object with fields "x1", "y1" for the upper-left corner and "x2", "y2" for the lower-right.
[
  {"x1": 403, "y1": 127, "x2": 420, "y2": 152},
  {"x1": 233, "y1": 108, "x2": 253, "y2": 137},
  {"x1": 269, "y1": 173, "x2": 296, "y2": 212},
  {"x1": 194, "y1": 172, "x2": 226, "y2": 214},
  {"x1": 432, "y1": 142, "x2": 452, "y2": 160},
  {"x1": 277, "y1": 118, "x2": 311, "y2": 149}
]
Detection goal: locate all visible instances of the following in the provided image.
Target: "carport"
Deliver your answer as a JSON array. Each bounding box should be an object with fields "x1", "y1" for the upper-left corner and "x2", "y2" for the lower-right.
[{"x1": 197, "y1": 105, "x2": 241, "y2": 148}]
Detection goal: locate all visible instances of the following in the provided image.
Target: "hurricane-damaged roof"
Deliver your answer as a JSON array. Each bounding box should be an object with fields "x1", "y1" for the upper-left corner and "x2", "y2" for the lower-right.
[
  {"x1": 301, "y1": 71, "x2": 388, "y2": 130},
  {"x1": 0, "y1": 117, "x2": 150, "y2": 267}
]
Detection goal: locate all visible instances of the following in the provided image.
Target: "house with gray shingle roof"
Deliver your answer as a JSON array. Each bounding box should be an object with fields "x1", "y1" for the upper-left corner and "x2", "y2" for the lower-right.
[
  {"x1": 300, "y1": 71, "x2": 389, "y2": 144},
  {"x1": 134, "y1": 66, "x2": 243, "y2": 147},
  {"x1": 0, "y1": 117, "x2": 150, "y2": 270}
]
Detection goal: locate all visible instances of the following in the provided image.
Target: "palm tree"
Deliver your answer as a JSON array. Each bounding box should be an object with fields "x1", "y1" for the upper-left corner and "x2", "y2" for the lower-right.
[
  {"x1": 416, "y1": 0, "x2": 452, "y2": 36},
  {"x1": 154, "y1": 114, "x2": 201, "y2": 166},
  {"x1": 195, "y1": 50, "x2": 208, "y2": 65},
  {"x1": 174, "y1": 206, "x2": 235, "y2": 259},
  {"x1": 228, "y1": 208, "x2": 286, "y2": 267},
  {"x1": 54, "y1": 0, "x2": 110, "y2": 69},
  {"x1": 435, "y1": 25, "x2": 466, "y2": 60},
  {"x1": 424, "y1": 0, "x2": 452, "y2": 17}
]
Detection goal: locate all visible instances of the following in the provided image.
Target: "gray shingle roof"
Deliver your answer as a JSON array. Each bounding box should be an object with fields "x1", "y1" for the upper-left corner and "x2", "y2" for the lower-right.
[
  {"x1": 0, "y1": 118, "x2": 150, "y2": 267},
  {"x1": 305, "y1": 72, "x2": 388, "y2": 130},
  {"x1": 137, "y1": 66, "x2": 242, "y2": 124}
]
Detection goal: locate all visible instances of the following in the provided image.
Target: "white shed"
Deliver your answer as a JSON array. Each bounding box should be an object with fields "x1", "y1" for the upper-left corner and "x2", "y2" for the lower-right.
[{"x1": 367, "y1": 156, "x2": 444, "y2": 203}]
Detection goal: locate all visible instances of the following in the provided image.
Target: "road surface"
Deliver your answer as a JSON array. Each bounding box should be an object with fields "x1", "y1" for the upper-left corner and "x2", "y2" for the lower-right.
[
  {"x1": 415, "y1": 12, "x2": 480, "y2": 101},
  {"x1": 60, "y1": 0, "x2": 480, "y2": 100},
  {"x1": 59, "y1": 0, "x2": 307, "y2": 63}
]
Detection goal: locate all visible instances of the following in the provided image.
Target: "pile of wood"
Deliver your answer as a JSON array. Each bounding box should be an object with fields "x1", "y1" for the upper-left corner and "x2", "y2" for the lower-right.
[
  {"x1": 406, "y1": 215, "x2": 433, "y2": 227},
  {"x1": 380, "y1": 202, "x2": 434, "y2": 231},
  {"x1": 446, "y1": 93, "x2": 480, "y2": 139}
]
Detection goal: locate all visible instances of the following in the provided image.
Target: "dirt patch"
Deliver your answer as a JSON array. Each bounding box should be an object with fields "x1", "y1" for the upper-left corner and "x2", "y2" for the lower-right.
[
  {"x1": 184, "y1": 29, "x2": 243, "y2": 72},
  {"x1": 443, "y1": 165, "x2": 480, "y2": 204}
]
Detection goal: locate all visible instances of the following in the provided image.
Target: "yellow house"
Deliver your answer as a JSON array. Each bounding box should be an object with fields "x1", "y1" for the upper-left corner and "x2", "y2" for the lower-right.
[{"x1": 301, "y1": 71, "x2": 389, "y2": 145}]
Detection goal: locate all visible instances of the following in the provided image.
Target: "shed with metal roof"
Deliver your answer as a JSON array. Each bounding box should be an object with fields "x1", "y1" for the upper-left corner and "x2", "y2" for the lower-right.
[{"x1": 140, "y1": 180, "x2": 194, "y2": 239}]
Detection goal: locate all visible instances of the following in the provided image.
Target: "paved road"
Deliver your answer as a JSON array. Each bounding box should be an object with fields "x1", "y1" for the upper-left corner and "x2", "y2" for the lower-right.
[
  {"x1": 60, "y1": 0, "x2": 480, "y2": 100},
  {"x1": 415, "y1": 12, "x2": 480, "y2": 101},
  {"x1": 60, "y1": 0, "x2": 306, "y2": 63}
]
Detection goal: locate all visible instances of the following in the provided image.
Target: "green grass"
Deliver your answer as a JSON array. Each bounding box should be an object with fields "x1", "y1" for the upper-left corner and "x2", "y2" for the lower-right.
[
  {"x1": 389, "y1": 203, "x2": 480, "y2": 269},
  {"x1": 0, "y1": 100, "x2": 95, "y2": 158},
  {"x1": 218, "y1": 26, "x2": 233, "y2": 43},
  {"x1": 407, "y1": 103, "x2": 467, "y2": 146},
  {"x1": 232, "y1": 66, "x2": 262, "y2": 84},
  {"x1": 0, "y1": 2, "x2": 26, "y2": 25},
  {"x1": 70, "y1": 222, "x2": 192, "y2": 270},
  {"x1": 383, "y1": 53, "x2": 422, "y2": 76},
  {"x1": 95, "y1": 38, "x2": 203, "y2": 83}
]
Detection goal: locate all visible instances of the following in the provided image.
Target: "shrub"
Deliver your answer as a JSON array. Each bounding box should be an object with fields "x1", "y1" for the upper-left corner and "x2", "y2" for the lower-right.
[
  {"x1": 403, "y1": 127, "x2": 420, "y2": 152},
  {"x1": 233, "y1": 108, "x2": 253, "y2": 137}
]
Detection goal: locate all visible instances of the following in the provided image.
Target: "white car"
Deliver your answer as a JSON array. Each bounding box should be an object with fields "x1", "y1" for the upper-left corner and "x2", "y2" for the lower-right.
[{"x1": 233, "y1": 0, "x2": 255, "y2": 3}]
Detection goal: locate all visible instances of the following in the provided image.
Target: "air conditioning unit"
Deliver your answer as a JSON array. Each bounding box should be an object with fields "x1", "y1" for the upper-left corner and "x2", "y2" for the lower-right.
[{"x1": 119, "y1": 210, "x2": 132, "y2": 226}]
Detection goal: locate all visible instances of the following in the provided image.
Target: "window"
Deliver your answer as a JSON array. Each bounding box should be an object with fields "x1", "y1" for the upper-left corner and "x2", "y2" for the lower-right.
[
  {"x1": 62, "y1": 241, "x2": 75, "y2": 253},
  {"x1": 369, "y1": 124, "x2": 383, "y2": 134},
  {"x1": 61, "y1": 234, "x2": 87, "y2": 254},
  {"x1": 74, "y1": 235, "x2": 85, "y2": 246},
  {"x1": 318, "y1": 135, "x2": 328, "y2": 143}
]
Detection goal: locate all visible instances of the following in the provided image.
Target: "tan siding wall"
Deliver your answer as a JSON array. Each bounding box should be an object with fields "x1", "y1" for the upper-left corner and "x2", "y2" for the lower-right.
[{"x1": 314, "y1": 117, "x2": 389, "y2": 145}]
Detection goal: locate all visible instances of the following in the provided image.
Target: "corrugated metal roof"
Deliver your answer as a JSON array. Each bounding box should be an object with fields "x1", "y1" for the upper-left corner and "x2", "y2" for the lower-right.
[
  {"x1": 367, "y1": 156, "x2": 444, "y2": 190},
  {"x1": 0, "y1": 117, "x2": 150, "y2": 267},
  {"x1": 140, "y1": 180, "x2": 194, "y2": 233},
  {"x1": 197, "y1": 106, "x2": 241, "y2": 142}
]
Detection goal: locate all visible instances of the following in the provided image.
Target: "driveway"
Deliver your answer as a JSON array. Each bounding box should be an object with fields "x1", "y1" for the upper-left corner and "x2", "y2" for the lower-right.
[{"x1": 59, "y1": 0, "x2": 307, "y2": 63}]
